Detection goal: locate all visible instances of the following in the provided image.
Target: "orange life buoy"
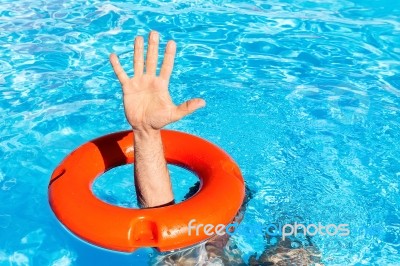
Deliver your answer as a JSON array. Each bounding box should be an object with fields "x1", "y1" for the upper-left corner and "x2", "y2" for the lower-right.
[{"x1": 48, "y1": 130, "x2": 244, "y2": 252}]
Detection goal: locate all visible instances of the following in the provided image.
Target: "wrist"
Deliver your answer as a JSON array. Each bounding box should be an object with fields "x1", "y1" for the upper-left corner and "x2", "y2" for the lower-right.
[{"x1": 133, "y1": 127, "x2": 161, "y2": 141}]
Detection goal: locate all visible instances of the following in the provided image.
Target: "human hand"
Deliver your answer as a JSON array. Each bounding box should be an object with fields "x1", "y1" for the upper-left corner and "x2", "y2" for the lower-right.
[{"x1": 110, "y1": 31, "x2": 206, "y2": 132}]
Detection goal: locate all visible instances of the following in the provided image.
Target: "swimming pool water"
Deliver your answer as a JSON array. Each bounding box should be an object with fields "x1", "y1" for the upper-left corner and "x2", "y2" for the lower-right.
[{"x1": 1, "y1": 0, "x2": 400, "y2": 265}]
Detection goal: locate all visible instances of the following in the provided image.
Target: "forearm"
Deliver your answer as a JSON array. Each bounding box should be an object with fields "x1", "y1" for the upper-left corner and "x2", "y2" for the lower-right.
[{"x1": 133, "y1": 129, "x2": 174, "y2": 208}]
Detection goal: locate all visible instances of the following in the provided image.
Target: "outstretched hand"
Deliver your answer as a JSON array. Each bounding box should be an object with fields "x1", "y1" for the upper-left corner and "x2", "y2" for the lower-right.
[{"x1": 110, "y1": 31, "x2": 206, "y2": 132}]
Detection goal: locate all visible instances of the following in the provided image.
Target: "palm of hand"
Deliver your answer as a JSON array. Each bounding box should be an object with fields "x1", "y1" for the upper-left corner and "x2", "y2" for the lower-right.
[
  {"x1": 110, "y1": 32, "x2": 205, "y2": 131},
  {"x1": 122, "y1": 75, "x2": 175, "y2": 130}
]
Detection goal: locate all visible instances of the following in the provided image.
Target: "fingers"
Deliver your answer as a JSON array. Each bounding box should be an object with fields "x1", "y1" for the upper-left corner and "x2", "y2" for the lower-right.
[
  {"x1": 160, "y1": 40, "x2": 176, "y2": 81},
  {"x1": 134, "y1": 36, "x2": 144, "y2": 76},
  {"x1": 145, "y1": 31, "x2": 159, "y2": 76},
  {"x1": 172, "y1": 98, "x2": 206, "y2": 121},
  {"x1": 109, "y1": 53, "x2": 129, "y2": 85}
]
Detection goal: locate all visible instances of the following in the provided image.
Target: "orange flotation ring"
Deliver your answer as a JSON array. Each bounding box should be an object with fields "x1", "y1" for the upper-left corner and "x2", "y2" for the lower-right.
[{"x1": 48, "y1": 130, "x2": 244, "y2": 252}]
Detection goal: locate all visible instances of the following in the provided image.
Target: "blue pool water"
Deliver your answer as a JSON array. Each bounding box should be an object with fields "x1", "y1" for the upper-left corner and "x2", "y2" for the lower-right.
[{"x1": 1, "y1": 0, "x2": 400, "y2": 265}]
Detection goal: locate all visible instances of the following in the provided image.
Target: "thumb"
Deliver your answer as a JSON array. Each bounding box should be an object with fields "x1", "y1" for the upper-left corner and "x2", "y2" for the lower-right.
[{"x1": 172, "y1": 98, "x2": 206, "y2": 121}]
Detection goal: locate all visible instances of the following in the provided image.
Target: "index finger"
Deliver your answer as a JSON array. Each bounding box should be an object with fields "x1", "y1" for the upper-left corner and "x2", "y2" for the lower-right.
[{"x1": 160, "y1": 40, "x2": 176, "y2": 81}]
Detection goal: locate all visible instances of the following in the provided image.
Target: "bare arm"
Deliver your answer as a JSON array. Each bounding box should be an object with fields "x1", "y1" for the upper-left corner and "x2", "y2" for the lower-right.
[
  {"x1": 133, "y1": 130, "x2": 173, "y2": 207},
  {"x1": 109, "y1": 31, "x2": 205, "y2": 208}
]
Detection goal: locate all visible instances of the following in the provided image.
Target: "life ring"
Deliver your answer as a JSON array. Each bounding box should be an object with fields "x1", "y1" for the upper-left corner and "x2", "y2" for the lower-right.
[{"x1": 48, "y1": 130, "x2": 244, "y2": 252}]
